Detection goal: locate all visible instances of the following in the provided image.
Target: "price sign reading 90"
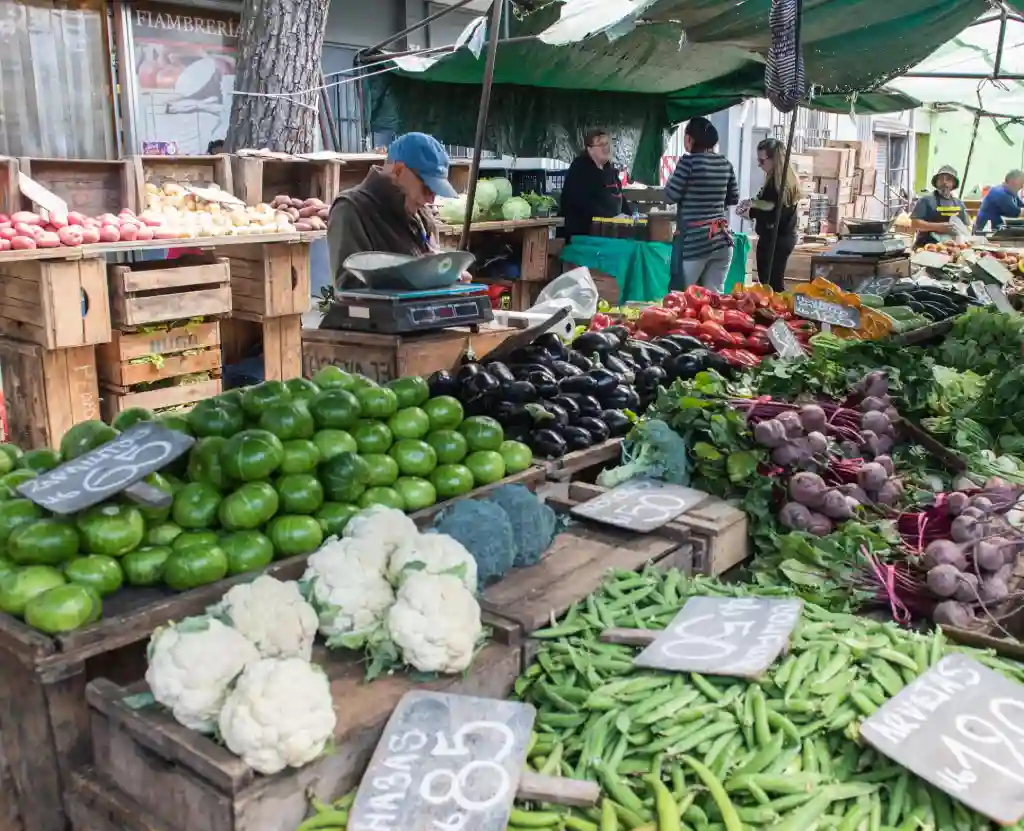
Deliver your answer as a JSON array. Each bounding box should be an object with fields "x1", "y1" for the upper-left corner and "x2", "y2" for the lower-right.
[
  {"x1": 348, "y1": 692, "x2": 535, "y2": 831},
  {"x1": 861, "y1": 654, "x2": 1024, "y2": 826}
]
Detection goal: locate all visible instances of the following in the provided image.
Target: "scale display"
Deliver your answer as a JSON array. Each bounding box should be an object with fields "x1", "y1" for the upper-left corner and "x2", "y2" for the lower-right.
[{"x1": 321, "y1": 284, "x2": 494, "y2": 335}]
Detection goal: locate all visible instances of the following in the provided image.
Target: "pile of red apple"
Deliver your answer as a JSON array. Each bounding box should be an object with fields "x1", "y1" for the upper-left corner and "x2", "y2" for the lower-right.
[{"x1": 0, "y1": 209, "x2": 172, "y2": 252}]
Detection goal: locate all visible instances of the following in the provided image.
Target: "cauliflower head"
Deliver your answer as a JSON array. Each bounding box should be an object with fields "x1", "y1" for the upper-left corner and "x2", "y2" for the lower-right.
[
  {"x1": 211, "y1": 576, "x2": 318, "y2": 661},
  {"x1": 145, "y1": 616, "x2": 260, "y2": 733},
  {"x1": 218, "y1": 657, "x2": 336, "y2": 775},
  {"x1": 387, "y1": 573, "x2": 481, "y2": 674},
  {"x1": 343, "y1": 505, "x2": 418, "y2": 557},
  {"x1": 387, "y1": 531, "x2": 478, "y2": 592},
  {"x1": 313, "y1": 532, "x2": 391, "y2": 576},
  {"x1": 302, "y1": 544, "x2": 395, "y2": 648}
]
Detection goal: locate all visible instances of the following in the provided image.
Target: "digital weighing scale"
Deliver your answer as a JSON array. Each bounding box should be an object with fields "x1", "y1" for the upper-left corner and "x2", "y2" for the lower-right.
[{"x1": 827, "y1": 232, "x2": 907, "y2": 257}]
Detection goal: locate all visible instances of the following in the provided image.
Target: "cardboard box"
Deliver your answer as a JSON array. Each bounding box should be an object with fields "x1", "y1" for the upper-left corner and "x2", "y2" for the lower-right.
[
  {"x1": 809, "y1": 147, "x2": 855, "y2": 179},
  {"x1": 787, "y1": 154, "x2": 815, "y2": 177},
  {"x1": 857, "y1": 166, "x2": 877, "y2": 196},
  {"x1": 827, "y1": 139, "x2": 875, "y2": 169},
  {"x1": 854, "y1": 196, "x2": 871, "y2": 217},
  {"x1": 828, "y1": 203, "x2": 854, "y2": 228},
  {"x1": 817, "y1": 176, "x2": 855, "y2": 206}
]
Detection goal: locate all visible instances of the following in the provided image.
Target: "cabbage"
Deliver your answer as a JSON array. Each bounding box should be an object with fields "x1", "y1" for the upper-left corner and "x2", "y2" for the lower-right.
[
  {"x1": 438, "y1": 197, "x2": 481, "y2": 225},
  {"x1": 491, "y1": 177, "x2": 513, "y2": 206},
  {"x1": 474, "y1": 180, "x2": 498, "y2": 210},
  {"x1": 501, "y1": 196, "x2": 532, "y2": 221}
]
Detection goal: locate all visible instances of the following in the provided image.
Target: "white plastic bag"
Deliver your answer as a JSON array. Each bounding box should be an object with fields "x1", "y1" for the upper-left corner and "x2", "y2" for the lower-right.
[{"x1": 530, "y1": 266, "x2": 599, "y2": 319}]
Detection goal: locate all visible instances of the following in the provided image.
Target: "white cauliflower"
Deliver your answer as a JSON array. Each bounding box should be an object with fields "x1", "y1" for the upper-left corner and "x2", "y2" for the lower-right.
[
  {"x1": 388, "y1": 531, "x2": 478, "y2": 592},
  {"x1": 313, "y1": 533, "x2": 391, "y2": 576},
  {"x1": 387, "y1": 573, "x2": 482, "y2": 674},
  {"x1": 145, "y1": 616, "x2": 260, "y2": 733},
  {"x1": 343, "y1": 505, "x2": 419, "y2": 558},
  {"x1": 211, "y1": 576, "x2": 318, "y2": 660},
  {"x1": 302, "y1": 542, "x2": 395, "y2": 648},
  {"x1": 218, "y1": 657, "x2": 336, "y2": 775}
]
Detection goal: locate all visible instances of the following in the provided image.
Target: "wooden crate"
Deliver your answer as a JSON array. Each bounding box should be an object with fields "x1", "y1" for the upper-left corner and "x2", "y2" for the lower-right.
[
  {"x1": 96, "y1": 322, "x2": 222, "y2": 387},
  {"x1": 0, "y1": 554, "x2": 312, "y2": 831},
  {"x1": 230, "y1": 156, "x2": 342, "y2": 206},
  {"x1": 0, "y1": 157, "x2": 17, "y2": 215},
  {"x1": 12, "y1": 158, "x2": 134, "y2": 218},
  {"x1": 0, "y1": 257, "x2": 110, "y2": 349},
  {"x1": 0, "y1": 337, "x2": 99, "y2": 450},
  {"x1": 100, "y1": 378, "x2": 221, "y2": 420},
  {"x1": 221, "y1": 314, "x2": 303, "y2": 382},
  {"x1": 67, "y1": 769, "x2": 160, "y2": 831},
  {"x1": 301, "y1": 325, "x2": 516, "y2": 385},
  {"x1": 437, "y1": 219, "x2": 558, "y2": 283},
  {"x1": 225, "y1": 242, "x2": 311, "y2": 317},
  {"x1": 108, "y1": 255, "x2": 231, "y2": 327},
  {"x1": 85, "y1": 641, "x2": 522, "y2": 831},
  {"x1": 542, "y1": 437, "x2": 623, "y2": 482},
  {"x1": 408, "y1": 465, "x2": 547, "y2": 529},
  {"x1": 334, "y1": 153, "x2": 385, "y2": 192},
  {"x1": 130, "y1": 155, "x2": 232, "y2": 214}
]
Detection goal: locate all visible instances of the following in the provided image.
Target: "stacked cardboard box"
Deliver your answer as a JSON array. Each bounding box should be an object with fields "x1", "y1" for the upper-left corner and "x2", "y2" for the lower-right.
[{"x1": 808, "y1": 140, "x2": 877, "y2": 231}]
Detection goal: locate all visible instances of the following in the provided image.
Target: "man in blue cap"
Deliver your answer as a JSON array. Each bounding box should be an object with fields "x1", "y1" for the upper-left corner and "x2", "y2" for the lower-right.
[{"x1": 328, "y1": 132, "x2": 461, "y2": 289}]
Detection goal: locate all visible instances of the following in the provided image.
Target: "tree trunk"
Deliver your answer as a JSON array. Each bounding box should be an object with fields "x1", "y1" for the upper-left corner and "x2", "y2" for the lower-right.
[{"x1": 225, "y1": 0, "x2": 330, "y2": 153}]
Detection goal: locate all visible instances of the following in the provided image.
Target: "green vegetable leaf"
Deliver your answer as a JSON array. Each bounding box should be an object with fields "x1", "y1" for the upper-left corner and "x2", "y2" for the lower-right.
[
  {"x1": 693, "y1": 441, "x2": 721, "y2": 461},
  {"x1": 726, "y1": 450, "x2": 759, "y2": 483}
]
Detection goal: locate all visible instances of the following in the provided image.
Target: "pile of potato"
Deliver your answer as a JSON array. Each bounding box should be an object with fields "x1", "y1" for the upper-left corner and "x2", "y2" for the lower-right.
[{"x1": 269, "y1": 195, "x2": 330, "y2": 232}]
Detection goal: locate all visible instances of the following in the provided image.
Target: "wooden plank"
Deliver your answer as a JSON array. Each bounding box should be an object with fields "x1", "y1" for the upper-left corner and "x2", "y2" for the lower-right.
[
  {"x1": 98, "y1": 322, "x2": 221, "y2": 363},
  {"x1": 112, "y1": 260, "x2": 229, "y2": 293},
  {"x1": 0, "y1": 337, "x2": 51, "y2": 450},
  {"x1": 119, "y1": 286, "x2": 232, "y2": 327},
  {"x1": 100, "y1": 348, "x2": 222, "y2": 387},
  {"x1": 132, "y1": 155, "x2": 233, "y2": 214},
  {"x1": 261, "y1": 315, "x2": 302, "y2": 381},
  {"x1": 434, "y1": 218, "x2": 563, "y2": 234},
  {"x1": 100, "y1": 378, "x2": 220, "y2": 414},
  {"x1": 230, "y1": 156, "x2": 342, "y2": 205},
  {"x1": 520, "y1": 226, "x2": 551, "y2": 282},
  {"x1": 543, "y1": 437, "x2": 623, "y2": 481},
  {"x1": 17, "y1": 158, "x2": 132, "y2": 219},
  {"x1": 66, "y1": 768, "x2": 164, "y2": 831}
]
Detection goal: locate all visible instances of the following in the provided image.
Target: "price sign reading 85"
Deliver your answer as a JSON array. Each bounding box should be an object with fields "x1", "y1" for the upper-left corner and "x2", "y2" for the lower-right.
[
  {"x1": 570, "y1": 479, "x2": 706, "y2": 533},
  {"x1": 348, "y1": 692, "x2": 535, "y2": 831},
  {"x1": 634, "y1": 596, "x2": 802, "y2": 678}
]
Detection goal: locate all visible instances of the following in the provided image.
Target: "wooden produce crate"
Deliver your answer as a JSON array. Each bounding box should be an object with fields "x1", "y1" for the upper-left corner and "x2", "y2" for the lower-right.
[
  {"x1": 9, "y1": 158, "x2": 134, "y2": 218},
  {"x1": 84, "y1": 641, "x2": 522, "y2": 831},
  {"x1": 108, "y1": 254, "x2": 231, "y2": 327},
  {"x1": 334, "y1": 153, "x2": 385, "y2": 192},
  {"x1": 224, "y1": 242, "x2": 311, "y2": 318},
  {"x1": 542, "y1": 437, "x2": 623, "y2": 482},
  {"x1": 130, "y1": 155, "x2": 232, "y2": 214},
  {"x1": 98, "y1": 322, "x2": 222, "y2": 419},
  {"x1": 0, "y1": 555, "x2": 312, "y2": 831},
  {"x1": 67, "y1": 768, "x2": 162, "y2": 831},
  {"x1": 0, "y1": 337, "x2": 100, "y2": 450},
  {"x1": 0, "y1": 256, "x2": 111, "y2": 349},
  {"x1": 301, "y1": 325, "x2": 516, "y2": 385},
  {"x1": 408, "y1": 465, "x2": 547, "y2": 528},
  {"x1": 221, "y1": 314, "x2": 302, "y2": 382},
  {"x1": 230, "y1": 156, "x2": 342, "y2": 207}
]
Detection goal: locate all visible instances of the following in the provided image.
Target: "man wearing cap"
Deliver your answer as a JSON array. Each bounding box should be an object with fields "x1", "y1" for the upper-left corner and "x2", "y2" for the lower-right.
[
  {"x1": 327, "y1": 132, "x2": 462, "y2": 289},
  {"x1": 910, "y1": 165, "x2": 969, "y2": 249}
]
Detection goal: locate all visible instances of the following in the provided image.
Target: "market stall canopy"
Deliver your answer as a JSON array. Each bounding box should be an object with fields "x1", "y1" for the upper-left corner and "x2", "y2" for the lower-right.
[
  {"x1": 365, "y1": 0, "x2": 987, "y2": 182},
  {"x1": 890, "y1": 10, "x2": 1024, "y2": 117}
]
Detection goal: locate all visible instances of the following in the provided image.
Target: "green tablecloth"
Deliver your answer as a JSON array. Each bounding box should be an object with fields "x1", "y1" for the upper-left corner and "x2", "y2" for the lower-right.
[{"x1": 560, "y1": 233, "x2": 750, "y2": 303}]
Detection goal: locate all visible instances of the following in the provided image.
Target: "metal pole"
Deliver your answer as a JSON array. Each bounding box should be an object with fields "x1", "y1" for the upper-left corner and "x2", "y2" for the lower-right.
[
  {"x1": 961, "y1": 111, "x2": 983, "y2": 198},
  {"x1": 360, "y1": 0, "x2": 481, "y2": 56},
  {"x1": 319, "y1": 71, "x2": 341, "y2": 151},
  {"x1": 765, "y1": 110, "x2": 799, "y2": 285},
  {"x1": 900, "y1": 71, "x2": 1024, "y2": 80},
  {"x1": 993, "y1": 9, "x2": 1009, "y2": 78},
  {"x1": 459, "y1": 0, "x2": 504, "y2": 251}
]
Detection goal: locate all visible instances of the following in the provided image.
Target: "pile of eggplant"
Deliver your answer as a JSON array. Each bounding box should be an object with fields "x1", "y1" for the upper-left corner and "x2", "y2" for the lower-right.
[{"x1": 427, "y1": 328, "x2": 732, "y2": 460}]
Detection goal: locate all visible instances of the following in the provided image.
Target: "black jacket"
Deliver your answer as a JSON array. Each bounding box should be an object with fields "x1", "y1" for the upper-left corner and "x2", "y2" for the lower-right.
[
  {"x1": 559, "y1": 154, "x2": 631, "y2": 240},
  {"x1": 749, "y1": 177, "x2": 797, "y2": 240}
]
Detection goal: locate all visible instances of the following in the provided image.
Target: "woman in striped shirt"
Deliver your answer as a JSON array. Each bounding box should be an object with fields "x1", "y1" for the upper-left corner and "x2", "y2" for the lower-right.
[{"x1": 665, "y1": 118, "x2": 739, "y2": 293}]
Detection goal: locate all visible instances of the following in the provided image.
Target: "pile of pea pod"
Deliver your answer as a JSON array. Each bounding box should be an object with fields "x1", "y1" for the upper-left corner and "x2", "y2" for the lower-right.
[{"x1": 297, "y1": 568, "x2": 1024, "y2": 831}]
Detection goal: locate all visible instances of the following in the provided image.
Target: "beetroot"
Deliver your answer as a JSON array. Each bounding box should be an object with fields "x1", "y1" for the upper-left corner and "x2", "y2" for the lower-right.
[
  {"x1": 779, "y1": 502, "x2": 812, "y2": 531},
  {"x1": 753, "y1": 419, "x2": 788, "y2": 448},
  {"x1": 789, "y1": 472, "x2": 827, "y2": 507},
  {"x1": 933, "y1": 600, "x2": 975, "y2": 628},
  {"x1": 927, "y1": 563, "x2": 963, "y2": 598},
  {"x1": 975, "y1": 538, "x2": 1007, "y2": 572},
  {"x1": 861, "y1": 410, "x2": 892, "y2": 436},
  {"x1": 839, "y1": 483, "x2": 870, "y2": 504},
  {"x1": 980, "y1": 576, "x2": 1010, "y2": 603},
  {"x1": 860, "y1": 396, "x2": 887, "y2": 413},
  {"x1": 953, "y1": 572, "x2": 979, "y2": 603},
  {"x1": 860, "y1": 371, "x2": 889, "y2": 399},
  {"x1": 858, "y1": 463, "x2": 888, "y2": 492},
  {"x1": 923, "y1": 539, "x2": 967, "y2": 571},
  {"x1": 776, "y1": 411, "x2": 804, "y2": 438},
  {"x1": 946, "y1": 492, "x2": 969, "y2": 516},
  {"x1": 799, "y1": 404, "x2": 828, "y2": 433},
  {"x1": 874, "y1": 455, "x2": 894, "y2": 476},
  {"x1": 876, "y1": 479, "x2": 904, "y2": 506},
  {"x1": 806, "y1": 511, "x2": 833, "y2": 537},
  {"x1": 820, "y1": 489, "x2": 854, "y2": 520},
  {"x1": 838, "y1": 440, "x2": 861, "y2": 458},
  {"x1": 772, "y1": 445, "x2": 804, "y2": 467},
  {"x1": 951, "y1": 515, "x2": 982, "y2": 544},
  {"x1": 969, "y1": 496, "x2": 994, "y2": 515}
]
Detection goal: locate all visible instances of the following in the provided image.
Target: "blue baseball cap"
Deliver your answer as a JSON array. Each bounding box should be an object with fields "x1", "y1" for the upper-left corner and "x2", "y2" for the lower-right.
[{"x1": 387, "y1": 132, "x2": 458, "y2": 199}]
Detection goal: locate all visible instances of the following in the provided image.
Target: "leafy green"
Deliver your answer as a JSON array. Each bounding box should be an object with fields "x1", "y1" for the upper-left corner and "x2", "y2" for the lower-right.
[
  {"x1": 937, "y1": 307, "x2": 1024, "y2": 375},
  {"x1": 595, "y1": 419, "x2": 691, "y2": 488}
]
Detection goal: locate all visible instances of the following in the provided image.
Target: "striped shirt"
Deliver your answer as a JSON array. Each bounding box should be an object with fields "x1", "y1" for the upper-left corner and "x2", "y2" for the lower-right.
[{"x1": 665, "y1": 152, "x2": 739, "y2": 259}]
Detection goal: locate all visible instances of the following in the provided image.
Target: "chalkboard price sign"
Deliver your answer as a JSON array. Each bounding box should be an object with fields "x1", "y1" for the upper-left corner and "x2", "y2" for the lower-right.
[
  {"x1": 793, "y1": 293, "x2": 862, "y2": 329},
  {"x1": 348, "y1": 691, "x2": 535, "y2": 831},
  {"x1": 633, "y1": 596, "x2": 803, "y2": 677},
  {"x1": 861, "y1": 654, "x2": 1024, "y2": 826},
  {"x1": 570, "y1": 478, "x2": 706, "y2": 533},
  {"x1": 855, "y1": 274, "x2": 898, "y2": 297},
  {"x1": 767, "y1": 320, "x2": 806, "y2": 360},
  {"x1": 986, "y1": 284, "x2": 1016, "y2": 314},
  {"x1": 17, "y1": 423, "x2": 195, "y2": 515}
]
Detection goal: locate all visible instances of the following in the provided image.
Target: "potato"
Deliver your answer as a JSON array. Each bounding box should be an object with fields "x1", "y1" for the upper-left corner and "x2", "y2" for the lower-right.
[
  {"x1": 289, "y1": 198, "x2": 304, "y2": 209},
  {"x1": 318, "y1": 208, "x2": 329, "y2": 219},
  {"x1": 272, "y1": 194, "x2": 291, "y2": 206},
  {"x1": 303, "y1": 197, "x2": 325, "y2": 208},
  {"x1": 294, "y1": 221, "x2": 314, "y2": 231},
  {"x1": 288, "y1": 208, "x2": 301, "y2": 221},
  {"x1": 308, "y1": 216, "x2": 326, "y2": 231},
  {"x1": 298, "y1": 205, "x2": 320, "y2": 218}
]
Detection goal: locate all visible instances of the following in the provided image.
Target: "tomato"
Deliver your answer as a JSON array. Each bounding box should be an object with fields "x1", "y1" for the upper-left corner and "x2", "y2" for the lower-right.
[
  {"x1": 465, "y1": 451, "x2": 506, "y2": 486},
  {"x1": 362, "y1": 455, "x2": 400, "y2": 488},
  {"x1": 24, "y1": 584, "x2": 100, "y2": 633},
  {"x1": 423, "y1": 396, "x2": 464, "y2": 430},
  {"x1": 390, "y1": 439, "x2": 439, "y2": 477},
  {"x1": 430, "y1": 464, "x2": 475, "y2": 499},
  {"x1": 388, "y1": 407, "x2": 431, "y2": 440},
  {"x1": 393, "y1": 477, "x2": 437, "y2": 511},
  {"x1": 352, "y1": 420, "x2": 393, "y2": 454},
  {"x1": 499, "y1": 440, "x2": 533, "y2": 474},
  {"x1": 459, "y1": 416, "x2": 504, "y2": 452}
]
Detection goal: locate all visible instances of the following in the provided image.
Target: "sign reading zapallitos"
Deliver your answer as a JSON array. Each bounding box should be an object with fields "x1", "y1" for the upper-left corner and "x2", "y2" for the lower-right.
[{"x1": 133, "y1": 8, "x2": 240, "y2": 38}]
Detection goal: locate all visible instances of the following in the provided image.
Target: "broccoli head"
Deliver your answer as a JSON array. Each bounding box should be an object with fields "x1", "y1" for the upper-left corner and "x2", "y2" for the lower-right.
[
  {"x1": 433, "y1": 499, "x2": 515, "y2": 586},
  {"x1": 484, "y1": 484, "x2": 557, "y2": 568}
]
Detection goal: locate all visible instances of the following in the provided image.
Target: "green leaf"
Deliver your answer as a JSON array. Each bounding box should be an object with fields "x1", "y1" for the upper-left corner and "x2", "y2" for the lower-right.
[
  {"x1": 779, "y1": 559, "x2": 826, "y2": 588},
  {"x1": 121, "y1": 691, "x2": 156, "y2": 710},
  {"x1": 693, "y1": 441, "x2": 721, "y2": 461},
  {"x1": 726, "y1": 450, "x2": 759, "y2": 483}
]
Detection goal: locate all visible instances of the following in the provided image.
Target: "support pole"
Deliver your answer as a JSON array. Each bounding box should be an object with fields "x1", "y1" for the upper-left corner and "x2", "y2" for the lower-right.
[
  {"x1": 361, "y1": 0, "x2": 481, "y2": 55},
  {"x1": 460, "y1": 0, "x2": 504, "y2": 251},
  {"x1": 765, "y1": 110, "x2": 799, "y2": 285},
  {"x1": 961, "y1": 110, "x2": 983, "y2": 198}
]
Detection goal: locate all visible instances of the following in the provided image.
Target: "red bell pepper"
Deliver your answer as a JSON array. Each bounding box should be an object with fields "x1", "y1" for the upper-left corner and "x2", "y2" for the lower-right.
[
  {"x1": 671, "y1": 319, "x2": 703, "y2": 335},
  {"x1": 699, "y1": 306, "x2": 726, "y2": 325},
  {"x1": 684, "y1": 285, "x2": 714, "y2": 309},
  {"x1": 697, "y1": 333, "x2": 715, "y2": 346},
  {"x1": 717, "y1": 294, "x2": 736, "y2": 310},
  {"x1": 719, "y1": 348, "x2": 762, "y2": 368},
  {"x1": 638, "y1": 306, "x2": 678, "y2": 336},
  {"x1": 722, "y1": 309, "x2": 756, "y2": 334},
  {"x1": 683, "y1": 307, "x2": 698, "y2": 319},
  {"x1": 787, "y1": 319, "x2": 818, "y2": 339},
  {"x1": 745, "y1": 333, "x2": 773, "y2": 355},
  {"x1": 699, "y1": 320, "x2": 735, "y2": 346},
  {"x1": 662, "y1": 291, "x2": 688, "y2": 311},
  {"x1": 590, "y1": 313, "x2": 613, "y2": 330},
  {"x1": 751, "y1": 323, "x2": 769, "y2": 335}
]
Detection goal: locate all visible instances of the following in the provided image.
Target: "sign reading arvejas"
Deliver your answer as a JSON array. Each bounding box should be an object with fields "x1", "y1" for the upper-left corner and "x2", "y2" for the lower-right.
[
  {"x1": 634, "y1": 596, "x2": 803, "y2": 678},
  {"x1": 348, "y1": 691, "x2": 535, "y2": 831},
  {"x1": 570, "y1": 478, "x2": 706, "y2": 533},
  {"x1": 860, "y1": 653, "x2": 1024, "y2": 826},
  {"x1": 17, "y1": 423, "x2": 195, "y2": 515}
]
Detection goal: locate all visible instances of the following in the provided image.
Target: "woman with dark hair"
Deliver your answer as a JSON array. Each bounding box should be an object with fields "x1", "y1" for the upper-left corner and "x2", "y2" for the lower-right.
[
  {"x1": 740, "y1": 138, "x2": 800, "y2": 292},
  {"x1": 664, "y1": 117, "x2": 739, "y2": 292},
  {"x1": 559, "y1": 128, "x2": 631, "y2": 241}
]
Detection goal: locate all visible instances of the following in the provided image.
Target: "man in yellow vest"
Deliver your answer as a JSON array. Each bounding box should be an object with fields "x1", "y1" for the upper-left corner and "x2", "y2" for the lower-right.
[{"x1": 910, "y1": 165, "x2": 969, "y2": 249}]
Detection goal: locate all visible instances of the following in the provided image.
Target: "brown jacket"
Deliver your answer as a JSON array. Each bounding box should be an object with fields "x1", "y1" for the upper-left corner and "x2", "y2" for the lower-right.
[{"x1": 327, "y1": 168, "x2": 438, "y2": 289}]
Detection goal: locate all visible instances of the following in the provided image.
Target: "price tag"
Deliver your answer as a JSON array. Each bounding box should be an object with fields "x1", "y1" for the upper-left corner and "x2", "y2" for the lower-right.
[
  {"x1": 570, "y1": 478, "x2": 706, "y2": 533},
  {"x1": 986, "y1": 284, "x2": 1016, "y2": 314},
  {"x1": 971, "y1": 281, "x2": 994, "y2": 306},
  {"x1": 861, "y1": 654, "x2": 1024, "y2": 826},
  {"x1": 856, "y1": 274, "x2": 897, "y2": 296},
  {"x1": 768, "y1": 319, "x2": 806, "y2": 360},
  {"x1": 17, "y1": 423, "x2": 194, "y2": 515},
  {"x1": 633, "y1": 597, "x2": 803, "y2": 678},
  {"x1": 348, "y1": 691, "x2": 535, "y2": 831},
  {"x1": 974, "y1": 256, "x2": 1013, "y2": 286},
  {"x1": 793, "y1": 293, "x2": 862, "y2": 328}
]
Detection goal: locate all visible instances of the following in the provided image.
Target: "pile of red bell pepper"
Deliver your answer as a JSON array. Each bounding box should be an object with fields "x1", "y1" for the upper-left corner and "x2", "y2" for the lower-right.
[{"x1": 589, "y1": 286, "x2": 817, "y2": 369}]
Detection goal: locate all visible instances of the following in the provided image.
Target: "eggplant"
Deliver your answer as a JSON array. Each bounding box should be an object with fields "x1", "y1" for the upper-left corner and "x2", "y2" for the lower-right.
[
  {"x1": 637, "y1": 340, "x2": 672, "y2": 362},
  {"x1": 508, "y1": 345, "x2": 554, "y2": 366},
  {"x1": 527, "y1": 372, "x2": 558, "y2": 398},
  {"x1": 586, "y1": 368, "x2": 620, "y2": 395},
  {"x1": 464, "y1": 370, "x2": 500, "y2": 398},
  {"x1": 559, "y1": 374, "x2": 600, "y2": 396},
  {"x1": 529, "y1": 428, "x2": 567, "y2": 459},
  {"x1": 620, "y1": 340, "x2": 653, "y2": 367},
  {"x1": 602, "y1": 409, "x2": 632, "y2": 437},
  {"x1": 602, "y1": 352, "x2": 633, "y2": 377},
  {"x1": 550, "y1": 395, "x2": 581, "y2": 420},
  {"x1": 427, "y1": 370, "x2": 458, "y2": 398},
  {"x1": 612, "y1": 351, "x2": 639, "y2": 371},
  {"x1": 573, "y1": 331, "x2": 617, "y2": 355},
  {"x1": 486, "y1": 361, "x2": 515, "y2": 384},
  {"x1": 462, "y1": 396, "x2": 492, "y2": 417},
  {"x1": 455, "y1": 363, "x2": 482, "y2": 385},
  {"x1": 571, "y1": 394, "x2": 603, "y2": 417},
  {"x1": 528, "y1": 402, "x2": 569, "y2": 428},
  {"x1": 577, "y1": 416, "x2": 611, "y2": 442},
  {"x1": 512, "y1": 363, "x2": 556, "y2": 380},
  {"x1": 533, "y1": 332, "x2": 567, "y2": 359},
  {"x1": 602, "y1": 385, "x2": 640, "y2": 411},
  {"x1": 653, "y1": 338, "x2": 684, "y2": 357},
  {"x1": 504, "y1": 425, "x2": 532, "y2": 444},
  {"x1": 663, "y1": 352, "x2": 705, "y2": 381},
  {"x1": 501, "y1": 380, "x2": 538, "y2": 403},
  {"x1": 557, "y1": 425, "x2": 594, "y2": 451},
  {"x1": 703, "y1": 352, "x2": 733, "y2": 376},
  {"x1": 602, "y1": 325, "x2": 631, "y2": 344},
  {"x1": 635, "y1": 365, "x2": 667, "y2": 392},
  {"x1": 659, "y1": 334, "x2": 705, "y2": 353},
  {"x1": 491, "y1": 401, "x2": 533, "y2": 430},
  {"x1": 550, "y1": 360, "x2": 584, "y2": 378},
  {"x1": 566, "y1": 350, "x2": 595, "y2": 371}
]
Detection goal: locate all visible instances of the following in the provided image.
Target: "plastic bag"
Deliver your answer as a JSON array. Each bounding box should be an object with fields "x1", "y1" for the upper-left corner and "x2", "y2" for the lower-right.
[{"x1": 530, "y1": 266, "x2": 599, "y2": 319}]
